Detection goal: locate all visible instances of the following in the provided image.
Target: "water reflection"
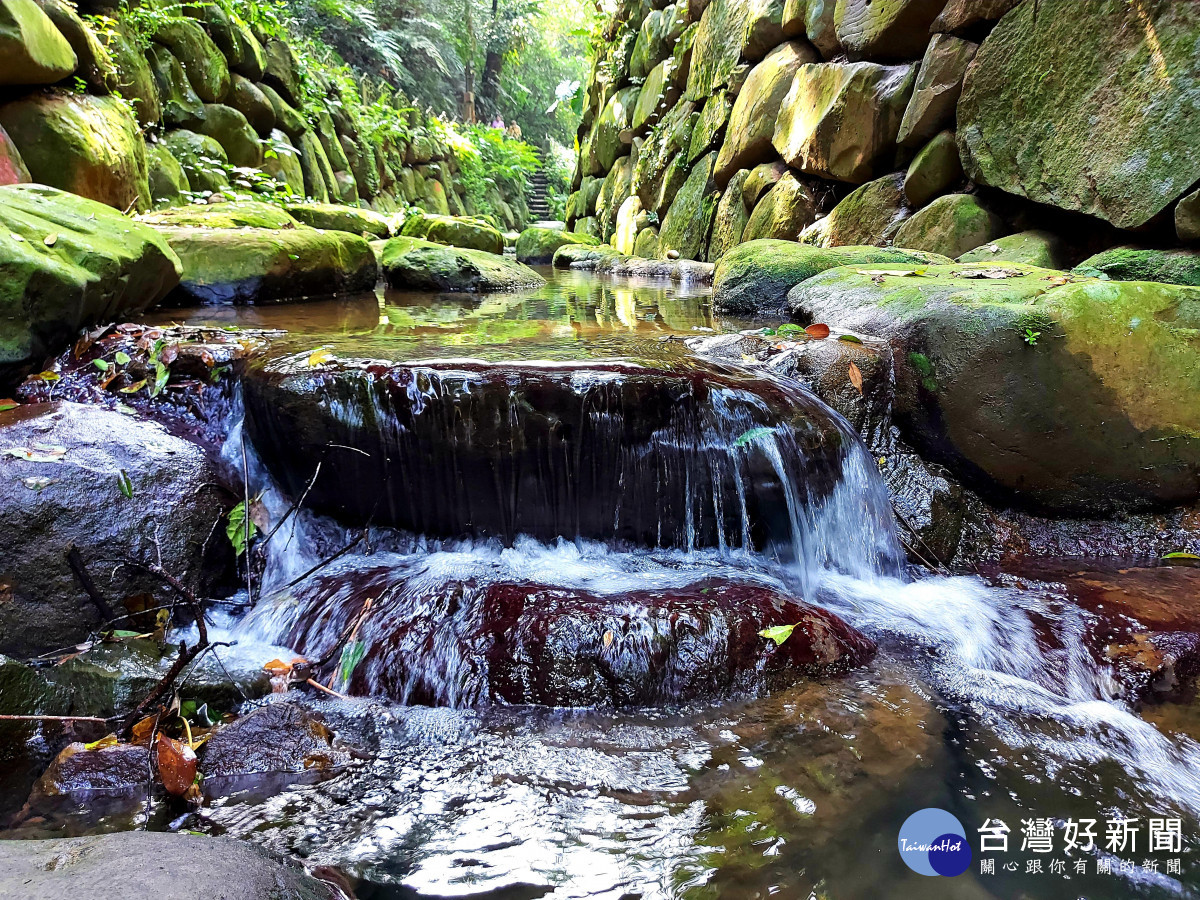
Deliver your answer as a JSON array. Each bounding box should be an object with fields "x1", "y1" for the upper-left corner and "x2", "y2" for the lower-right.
[{"x1": 148, "y1": 268, "x2": 729, "y2": 364}]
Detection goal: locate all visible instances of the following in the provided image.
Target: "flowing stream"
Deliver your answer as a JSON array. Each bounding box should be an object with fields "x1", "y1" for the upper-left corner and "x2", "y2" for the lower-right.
[{"x1": 145, "y1": 269, "x2": 1200, "y2": 898}]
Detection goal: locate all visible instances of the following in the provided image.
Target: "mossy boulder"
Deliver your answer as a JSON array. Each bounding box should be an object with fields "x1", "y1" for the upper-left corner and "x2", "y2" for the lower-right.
[
  {"x1": 958, "y1": 0, "x2": 1200, "y2": 230},
  {"x1": 659, "y1": 150, "x2": 719, "y2": 260},
  {"x1": 140, "y1": 200, "x2": 299, "y2": 230},
  {"x1": 261, "y1": 130, "x2": 304, "y2": 196},
  {"x1": 197, "y1": 103, "x2": 262, "y2": 169},
  {"x1": 158, "y1": 225, "x2": 377, "y2": 304},
  {"x1": 285, "y1": 202, "x2": 392, "y2": 238},
  {"x1": 0, "y1": 0, "x2": 76, "y2": 86},
  {"x1": 688, "y1": 92, "x2": 732, "y2": 164},
  {"x1": 587, "y1": 86, "x2": 638, "y2": 175},
  {"x1": 262, "y1": 39, "x2": 300, "y2": 105},
  {"x1": 960, "y1": 230, "x2": 1070, "y2": 270},
  {"x1": 297, "y1": 130, "x2": 335, "y2": 202},
  {"x1": 400, "y1": 213, "x2": 504, "y2": 255},
  {"x1": 631, "y1": 58, "x2": 679, "y2": 134},
  {"x1": 1178, "y1": 188, "x2": 1200, "y2": 245},
  {"x1": 515, "y1": 226, "x2": 599, "y2": 265},
  {"x1": 98, "y1": 22, "x2": 160, "y2": 127},
  {"x1": 226, "y1": 74, "x2": 275, "y2": 137},
  {"x1": 0, "y1": 92, "x2": 150, "y2": 212},
  {"x1": 36, "y1": 0, "x2": 116, "y2": 95},
  {"x1": 1073, "y1": 247, "x2": 1200, "y2": 288},
  {"x1": 151, "y1": 17, "x2": 229, "y2": 103},
  {"x1": 772, "y1": 61, "x2": 916, "y2": 184},
  {"x1": 145, "y1": 42, "x2": 204, "y2": 129},
  {"x1": 685, "y1": 0, "x2": 750, "y2": 100},
  {"x1": 0, "y1": 122, "x2": 29, "y2": 185},
  {"x1": 800, "y1": 172, "x2": 910, "y2": 247},
  {"x1": 742, "y1": 160, "x2": 787, "y2": 209},
  {"x1": 708, "y1": 169, "x2": 751, "y2": 261},
  {"x1": 896, "y1": 33, "x2": 977, "y2": 148},
  {"x1": 713, "y1": 239, "x2": 949, "y2": 314},
  {"x1": 786, "y1": 263, "x2": 1200, "y2": 513},
  {"x1": 629, "y1": 4, "x2": 686, "y2": 78},
  {"x1": 161, "y1": 128, "x2": 229, "y2": 194},
  {"x1": 552, "y1": 242, "x2": 623, "y2": 269},
  {"x1": 714, "y1": 40, "x2": 815, "y2": 186},
  {"x1": 742, "y1": 170, "x2": 818, "y2": 242},
  {"x1": 903, "y1": 130, "x2": 962, "y2": 208},
  {"x1": 834, "y1": 0, "x2": 947, "y2": 61},
  {"x1": 892, "y1": 193, "x2": 1005, "y2": 258},
  {"x1": 381, "y1": 236, "x2": 545, "y2": 292},
  {"x1": 259, "y1": 82, "x2": 304, "y2": 139},
  {"x1": 146, "y1": 142, "x2": 188, "y2": 208},
  {"x1": 0, "y1": 184, "x2": 181, "y2": 378}
]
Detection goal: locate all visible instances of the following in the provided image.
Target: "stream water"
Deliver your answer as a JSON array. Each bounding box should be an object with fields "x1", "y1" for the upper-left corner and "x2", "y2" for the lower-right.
[{"x1": 44, "y1": 270, "x2": 1200, "y2": 896}]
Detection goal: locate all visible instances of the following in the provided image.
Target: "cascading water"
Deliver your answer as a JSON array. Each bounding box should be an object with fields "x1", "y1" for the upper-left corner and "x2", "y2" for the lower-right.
[{"x1": 180, "y1": 277, "x2": 1200, "y2": 898}]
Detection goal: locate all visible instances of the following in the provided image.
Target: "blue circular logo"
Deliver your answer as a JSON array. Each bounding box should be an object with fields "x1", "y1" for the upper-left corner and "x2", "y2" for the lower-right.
[{"x1": 898, "y1": 808, "x2": 972, "y2": 877}]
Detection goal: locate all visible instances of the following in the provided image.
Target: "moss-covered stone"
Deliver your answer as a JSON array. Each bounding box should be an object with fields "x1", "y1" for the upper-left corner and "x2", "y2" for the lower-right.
[
  {"x1": 1178, "y1": 189, "x2": 1200, "y2": 246},
  {"x1": 553, "y1": 241, "x2": 622, "y2": 268},
  {"x1": 787, "y1": 263, "x2": 1200, "y2": 512},
  {"x1": 0, "y1": 91, "x2": 150, "y2": 212},
  {"x1": 286, "y1": 202, "x2": 391, "y2": 238},
  {"x1": 0, "y1": 184, "x2": 180, "y2": 377},
  {"x1": 259, "y1": 82, "x2": 305, "y2": 139},
  {"x1": 162, "y1": 128, "x2": 229, "y2": 194},
  {"x1": 772, "y1": 61, "x2": 916, "y2": 184},
  {"x1": 515, "y1": 226, "x2": 598, "y2": 264},
  {"x1": 100, "y1": 21, "x2": 161, "y2": 127},
  {"x1": 226, "y1": 74, "x2": 275, "y2": 137},
  {"x1": 800, "y1": 172, "x2": 910, "y2": 247},
  {"x1": 146, "y1": 142, "x2": 188, "y2": 208},
  {"x1": 834, "y1": 0, "x2": 946, "y2": 61},
  {"x1": 151, "y1": 17, "x2": 229, "y2": 104},
  {"x1": 629, "y1": 4, "x2": 685, "y2": 78},
  {"x1": 400, "y1": 213, "x2": 504, "y2": 255},
  {"x1": 959, "y1": 230, "x2": 1070, "y2": 269},
  {"x1": 145, "y1": 42, "x2": 204, "y2": 129},
  {"x1": 742, "y1": 159, "x2": 787, "y2": 209},
  {"x1": 587, "y1": 86, "x2": 638, "y2": 175},
  {"x1": 892, "y1": 193, "x2": 1005, "y2": 258},
  {"x1": 685, "y1": 0, "x2": 750, "y2": 100},
  {"x1": 634, "y1": 225, "x2": 660, "y2": 258},
  {"x1": 958, "y1": 0, "x2": 1200, "y2": 230},
  {"x1": 381, "y1": 235, "x2": 544, "y2": 292},
  {"x1": 158, "y1": 225, "x2": 377, "y2": 304},
  {"x1": 742, "y1": 170, "x2": 817, "y2": 242},
  {"x1": 896, "y1": 34, "x2": 976, "y2": 149},
  {"x1": 261, "y1": 129, "x2": 304, "y2": 196},
  {"x1": 597, "y1": 155, "x2": 634, "y2": 240},
  {"x1": 0, "y1": 0, "x2": 76, "y2": 86},
  {"x1": 714, "y1": 41, "x2": 815, "y2": 187},
  {"x1": 0, "y1": 122, "x2": 29, "y2": 185},
  {"x1": 631, "y1": 58, "x2": 679, "y2": 134},
  {"x1": 659, "y1": 150, "x2": 718, "y2": 260},
  {"x1": 708, "y1": 169, "x2": 750, "y2": 261},
  {"x1": 196, "y1": 103, "x2": 262, "y2": 169},
  {"x1": 903, "y1": 130, "x2": 961, "y2": 208},
  {"x1": 297, "y1": 130, "x2": 334, "y2": 202},
  {"x1": 713, "y1": 238, "x2": 950, "y2": 314},
  {"x1": 804, "y1": 0, "x2": 839, "y2": 57},
  {"x1": 932, "y1": 0, "x2": 1020, "y2": 36},
  {"x1": 36, "y1": 0, "x2": 116, "y2": 95},
  {"x1": 688, "y1": 92, "x2": 732, "y2": 164},
  {"x1": 1073, "y1": 247, "x2": 1200, "y2": 288},
  {"x1": 140, "y1": 200, "x2": 299, "y2": 230}
]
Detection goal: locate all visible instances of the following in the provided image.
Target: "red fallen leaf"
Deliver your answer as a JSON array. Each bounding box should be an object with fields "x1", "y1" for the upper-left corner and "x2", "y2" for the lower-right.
[
  {"x1": 848, "y1": 361, "x2": 863, "y2": 394},
  {"x1": 156, "y1": 733, "x2": 197, "y2": 796},
  {"x1": 804, "y1": 323, "x2": 831, "y2": 339}
]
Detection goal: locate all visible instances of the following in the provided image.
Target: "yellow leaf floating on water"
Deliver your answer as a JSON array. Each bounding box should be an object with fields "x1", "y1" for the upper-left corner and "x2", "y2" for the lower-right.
[
  {"x1": 308, "y1": 348, "x2": 335, "y2": 367},
  {"x1": 44, "y1": 233, "x2": 58, "y2": 247}
]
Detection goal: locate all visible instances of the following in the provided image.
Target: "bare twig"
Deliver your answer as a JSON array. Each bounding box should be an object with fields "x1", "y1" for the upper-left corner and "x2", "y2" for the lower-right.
[
  {"x1": 67, "y1": 545, "x2": 116, "y2": 622},
  {"x1": 306, "y1": 678, "x2": 347, "y2": 700},
  {"x1": 283, "y1": 530, "x2": 367, "y2": 590},
  {"x1": 261, "y1": 460, "x2": 323, "y2": 554},
  {"x1": 313, "y1": 597, "x2": 374, "y2": 669},
  {"x1": 0, "y1": 714, "x2": 108, "y2": 723}
]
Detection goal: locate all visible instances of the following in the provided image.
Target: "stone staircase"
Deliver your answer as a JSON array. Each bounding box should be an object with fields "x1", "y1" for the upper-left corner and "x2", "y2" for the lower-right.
[{"x1": 526, "y1": 170, "x2": 551, "y2": 221}]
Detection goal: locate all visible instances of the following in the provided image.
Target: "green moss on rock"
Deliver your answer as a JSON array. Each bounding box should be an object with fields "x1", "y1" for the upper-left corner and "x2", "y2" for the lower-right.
[
  {"x1": 959, "y1": 230, "x2": 1070, "y2": 269},
  {"x1": 0, "y1": 0, "x2": 76, "y2": 86},
  {"x1": 515, "y1": 226, "x2": 598, "y2": 264},
  {"x1": 787, "y1": 263, "x2": 1200, "y2": 512},
  {"x1": 0, "y1": 184, "x2": 180, "y2": 378},
  {"x1": 892, "y1": 193, "x2": 1005, "y2": 258},
  {"x1": 140, "y1": 200, "x2": 299, "y2": 230},
  {"x1": 285, "y1": 202, "x2": 392, "y2": 238},
  {"x1": 381, "y1": 236, "x2": 544, "y2": 292},
  {"x1": 1073, "y1": 247, "x2": 1200, "y2": 287},
  {"x1": 400, "y1": 213, "x2": 504, "y2": 255},
  {"x1": 713, "y1": 238, "x2": 950, "y2": 313}
]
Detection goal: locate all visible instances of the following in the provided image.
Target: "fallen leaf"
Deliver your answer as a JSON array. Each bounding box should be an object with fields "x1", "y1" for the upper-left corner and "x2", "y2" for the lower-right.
[
  {"x1": 734, "y1": 426, "x2": 774, "y2": 447},
  {"x1": 120, "y1": 379, "x2": 147, "y2": 394},
  {"x1": 156, "y1": 733, "x2": 197, "y2": 797},
  {"x1": 336, "y1": 639, "x2": 367, "y2": 688},
  {"x1": 759, "y1": 624, "x2": 796, "y2": 646},
  {"x1": 130, "y1": 716, "x2": 158, "y2": 746},
  {"x1": 602, "y1": 631, "x2": 614, "y2": 648},
  {"x1": 263, "y1": 658, "x2": 294, "y2": 676},
  {"x1": 0, "y1": 399, "x2": 18, "y2": 412},
  {"x1": 804, "y1": 323, "x2": 831, "y2": 339},
  {"x1": 848, "y1": 361, "x2": 863, "y2": 394},
  {"x1": 3, "y1": 444, "x2": 68, "y2": 463},
  {"x1": 34, "y1": 371, "x2": 59, "y2": 382},
  {"x1": 837, "y1": 334, "x2": 863, "y2": 344},
  {"x1": 85, "y1": 734, "x2": 119, "y2": 751},
  {"x1": 44, "y1": 233, "x2": 58, "y2": 247},
  {"x1": 308, "y1": 348, "x2": 335, "y2": 367}
]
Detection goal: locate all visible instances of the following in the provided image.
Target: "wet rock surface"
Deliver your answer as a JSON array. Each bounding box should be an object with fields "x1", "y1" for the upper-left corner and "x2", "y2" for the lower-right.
[
  {"x1": 281, "y1": 566, "x2": 875, "y2": 707},
  {"x1": 0, "y1": 402, "x2": 232, "y2": 657},
  {"x1": 381, "y1": 235, "x2": 544, "y2": 292},
  {"x1": 242, "y1": 354, "x2": 854, "y2": 550},
  {"x1": 0, "y1": 831, "x2": 339, "y2": 899}
]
